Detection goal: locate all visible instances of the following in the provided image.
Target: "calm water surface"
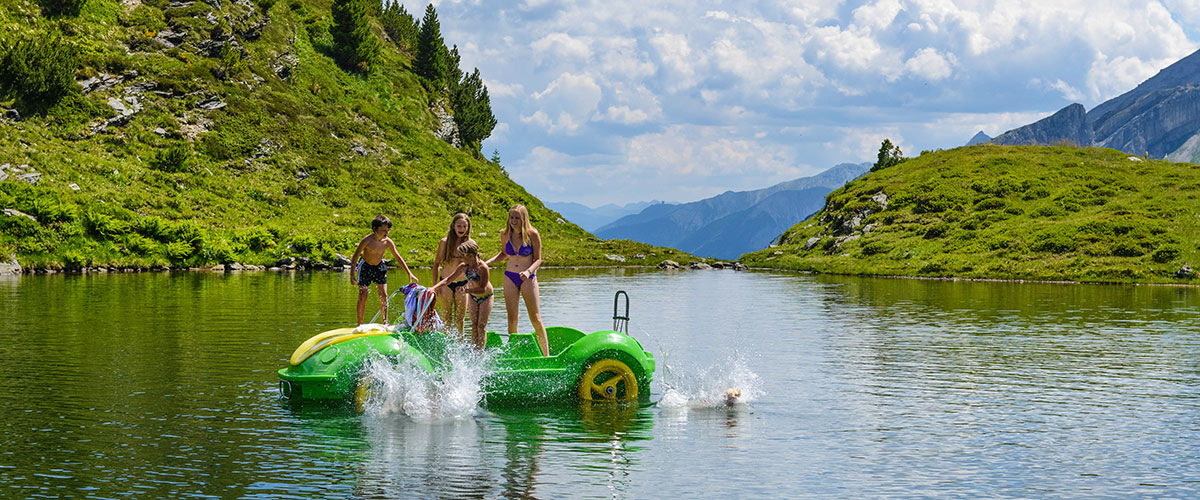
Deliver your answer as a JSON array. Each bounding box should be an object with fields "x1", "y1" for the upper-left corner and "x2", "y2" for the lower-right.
[{"x1": 1, "y1": 269, "x2": 1198, "y2": 498}]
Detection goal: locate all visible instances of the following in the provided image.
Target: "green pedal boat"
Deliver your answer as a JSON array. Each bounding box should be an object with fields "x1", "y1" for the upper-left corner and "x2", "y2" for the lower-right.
[{"x1": 278, "y1": 291, "x2": 655, "y2": 408}]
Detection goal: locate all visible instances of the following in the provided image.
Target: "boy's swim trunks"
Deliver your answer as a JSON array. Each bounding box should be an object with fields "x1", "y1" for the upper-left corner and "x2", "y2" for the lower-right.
[{"x1": 356, "y1": 260, "x2": 388, "y2": 286}]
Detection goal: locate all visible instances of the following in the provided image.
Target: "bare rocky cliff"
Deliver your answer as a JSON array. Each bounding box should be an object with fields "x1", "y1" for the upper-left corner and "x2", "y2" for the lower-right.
[{"x1": 987, "y1": 49, "x2": 1200, "y2": 161}]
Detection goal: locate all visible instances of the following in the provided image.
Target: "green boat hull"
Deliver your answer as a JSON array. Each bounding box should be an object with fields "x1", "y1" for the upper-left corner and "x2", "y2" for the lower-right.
[{"x1": 278, "y1": 325, "x2": 656, "y2": 405}]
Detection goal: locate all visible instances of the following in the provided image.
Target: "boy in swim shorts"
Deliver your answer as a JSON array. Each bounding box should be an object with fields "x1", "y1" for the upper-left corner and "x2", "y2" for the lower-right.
[{"x1": 351, "y1": 215, "x2": 419, "y2": 325}]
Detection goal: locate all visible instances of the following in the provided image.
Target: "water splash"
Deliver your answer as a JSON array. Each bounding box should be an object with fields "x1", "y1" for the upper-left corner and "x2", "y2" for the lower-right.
[
  {"x1": 657, "y1": 352, "x2": 763, "y2": 409},
  {"x1": 359, "y1": 338, "x2": 495, "y2": 420}
]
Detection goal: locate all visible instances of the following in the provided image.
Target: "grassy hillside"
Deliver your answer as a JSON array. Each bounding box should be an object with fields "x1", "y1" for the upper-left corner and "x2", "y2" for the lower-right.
[
  {"x1": 742, "y1": 145, "x2": 1200, "y2": 283},
  {"x1": 0, "y1": 0, "x2": 692, "y2": 270}
]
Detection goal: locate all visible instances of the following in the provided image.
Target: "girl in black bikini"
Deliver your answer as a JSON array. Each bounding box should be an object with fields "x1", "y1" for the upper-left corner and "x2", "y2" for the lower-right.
[
  {"x1": 433, "y1": 213, "x2": 473, "y2": 336},
  {"x1": 487, "y1": 205, "x2": 549, "y2": 356},
  {"x1": 450, "y1": 241, "x2": 493, "y2": 349}
]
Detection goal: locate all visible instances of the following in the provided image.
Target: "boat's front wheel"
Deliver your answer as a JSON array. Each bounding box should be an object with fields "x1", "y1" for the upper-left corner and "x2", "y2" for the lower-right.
[
  {"x1": 578, "y1": 358, "x2": 638, "y2": 401},
  {"x1": 354, "y1": 376, "x2": 375, "y2": 413}
]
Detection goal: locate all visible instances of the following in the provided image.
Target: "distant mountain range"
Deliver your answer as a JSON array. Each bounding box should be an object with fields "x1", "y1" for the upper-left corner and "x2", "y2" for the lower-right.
[
  {"x1": 989, "y1": 48, "x2": 1200, "y2": 162},
  {"x1": 593, "y1": 163, "x2": 871, "y2": 260},
  {"x1": 545, "y1": 201, "x2": 657, "y2": 232}
]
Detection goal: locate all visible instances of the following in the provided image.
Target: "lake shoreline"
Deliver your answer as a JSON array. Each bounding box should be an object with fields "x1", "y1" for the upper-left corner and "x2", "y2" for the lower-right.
[
  {"x1": 745, "y1": 266, "x2": 1200, "y2": 287},
  {"x1": 10, "y1": 258, "x2": 1197, "y2": 287}
]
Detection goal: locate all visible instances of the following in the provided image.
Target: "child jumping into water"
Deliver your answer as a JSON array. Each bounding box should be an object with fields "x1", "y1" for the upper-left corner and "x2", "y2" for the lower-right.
[
  {"x1": 438, "y1": 241, "x2": 493, "y2": 349},
  {"x1": 351, "y1": 215, "x2": 419, "y2": 325}
]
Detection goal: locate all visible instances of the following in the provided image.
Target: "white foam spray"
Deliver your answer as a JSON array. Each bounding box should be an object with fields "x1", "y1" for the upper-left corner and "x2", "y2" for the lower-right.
[
  {"x1": 359, "y1": 338, "x2": 495, "y2": 420},
  {"x1": 657, "y1": 352, "x2": 763, "y2": 409}
]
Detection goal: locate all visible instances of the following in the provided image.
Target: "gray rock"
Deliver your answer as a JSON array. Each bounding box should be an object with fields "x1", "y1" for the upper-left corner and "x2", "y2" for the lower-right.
[
  {"x1": 0, "y1": 255, "x2": 22, "y2": 275},
  {"x1": 276, "y1": 257, "x2": 295, "y2": 267},
  {"x1": 804, "y1": 236, "x2": 821, "y2": 250},
  {"x1": 732, "y1": 262, "x2": 748, "y2": 271},
  {"x1": 604, "y1": 254, "x2": 626, "y2": 262},
  {"x1": 1176, "y1": 265, "x2": 1194, "y2": 279},
  {"x1": 335, "y1": 253, "x2": 352, "y2": 266},
  {"x1": 658, "y1": 260, "x2": 680, "y2": 270},
  {"x1": 197, "y1": 96, "x2": 226, "y2": 110},
  {"x1": 2, "y1": 108, "x2": 19, "y2": 121},
  {"x1": 15, "y1": 173, "x2": 41, "y2": 185},
  {"x1": 78, "y1": 72, "x2": 124, "y2": 93},
  {"x1": 274, "y1": 52, "x2": 299, "y2": 80},
  {"x1": 871, "y1": 191, "x2": 889, "y2": 210},
  {"x1": 154, "y1": 29, "x2": 188, "y2": 48},
  {"x1": 689, "y1": 262, "x2": 713, "y2": 270}
]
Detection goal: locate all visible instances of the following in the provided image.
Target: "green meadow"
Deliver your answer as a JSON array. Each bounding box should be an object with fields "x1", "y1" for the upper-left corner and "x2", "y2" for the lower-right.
[
  {"x1": 743, "y1": 144, "x2": 1200, "y2": 283},
  {"x1": 0, "y1": 0, "x2": 691, "y2": 270}
]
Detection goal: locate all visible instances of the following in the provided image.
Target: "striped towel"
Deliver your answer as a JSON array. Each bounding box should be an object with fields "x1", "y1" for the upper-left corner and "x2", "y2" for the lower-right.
[{"x1": 400, "y1": 283, "x2": 442, "y2": 333}]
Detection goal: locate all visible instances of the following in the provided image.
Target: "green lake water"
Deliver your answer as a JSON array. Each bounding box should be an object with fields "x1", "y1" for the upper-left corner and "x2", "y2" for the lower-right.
[{"x1": 1, "y1": 269, "x2": 1198, "y2": 498}]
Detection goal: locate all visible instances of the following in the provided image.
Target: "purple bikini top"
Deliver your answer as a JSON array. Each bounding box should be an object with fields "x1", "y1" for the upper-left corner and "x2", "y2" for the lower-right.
[{"x1": 505, "y1": 238, "x2": 533, "y2": 256}]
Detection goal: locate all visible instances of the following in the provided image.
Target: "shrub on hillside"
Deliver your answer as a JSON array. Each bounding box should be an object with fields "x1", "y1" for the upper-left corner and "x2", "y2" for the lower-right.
[
  {"x1": 1021, "y1": 180, "x2": 1051, "y2": 200},
  {"x1": 150, "y1": 144, "x2": 191, "y2": 172},
  {"x1": 916, "y1": 193, "x2": 963, "y2": 213},
  {"x1": 1031, "y1": 233, "x2": 1078, "y2": 253},
  {"x1": 1110, "y1": 238, "x2": 1146, "y2": 257},
  {"x1": 0, "y1": 33, "x2": 79, "y2": 112},
  {"x1": 1151, "y1": 246, "x2": 1180, "y2": 264},
  {"x1": 924, "y1": 222, "x2": 950, "y2": 239},
  {"x1": 82, "y1": 209, "x2": 130, "y2": 239},
  {"x1": 859, "y1": 241, "x2": 890, "y2": 256},
  {"x1": 40, "y1": 0, "x2": 87, "y2": 16},
  {"x1": 235, "y1": 227, "x2": 276, "y2": 251},
  {"x1": 973, "y1": 197, "x2": 1006, "y2": 211}
]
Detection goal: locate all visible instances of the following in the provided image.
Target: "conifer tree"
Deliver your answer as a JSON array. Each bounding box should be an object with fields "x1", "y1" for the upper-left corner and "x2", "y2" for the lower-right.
[
  {"x1": 331, "y1": 0, "x2": 380, "y2": 73},
  {"x1": 379, "y1": 2, "x2": 418, "y2": 51},
  {"x1": 451, "y1": 68, "x2": 498, "y2": 153},
  {"x1": 414, "y1": 3, "x2": 450, "y2": 86},
  {"x1": 872, "y1": 138, "x2": 905, "y2": 171}
]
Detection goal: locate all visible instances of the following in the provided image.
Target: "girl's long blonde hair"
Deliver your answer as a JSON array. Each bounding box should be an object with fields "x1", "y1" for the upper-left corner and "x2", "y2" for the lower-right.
[
  {"x1": 503, "y1": 204, "x2": 535, "y2": 243},
  {"x1": 439, "y1": 213, "x2": 471, "y2": 264}
]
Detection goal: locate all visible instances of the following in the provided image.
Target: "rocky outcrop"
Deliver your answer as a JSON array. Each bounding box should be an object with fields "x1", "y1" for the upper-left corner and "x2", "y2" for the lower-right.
[
  {"x1": 991, "y1": 103, "x2": 1092, "y2": 147},
  {"x1": 0, "y1": 255, "x2": 20, "y2": 275},
  {"x1": 1094, "y1": 86, "x2": 1200, "y2": 158},
  {"x1": 1167, "y1": 131, "x2": 1200, "y2": 163},
  {"x1": 989, "y1": 48, "x2": 1200, "y2": 160},
  {"x1": 431, "y1": 102, "x2": 461, "y2": 148}
]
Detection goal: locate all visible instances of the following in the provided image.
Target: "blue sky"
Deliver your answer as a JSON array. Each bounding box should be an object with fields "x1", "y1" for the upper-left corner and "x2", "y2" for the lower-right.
[{"x1": 397, "y1": 1, "x2": 1200, "y2": 207}]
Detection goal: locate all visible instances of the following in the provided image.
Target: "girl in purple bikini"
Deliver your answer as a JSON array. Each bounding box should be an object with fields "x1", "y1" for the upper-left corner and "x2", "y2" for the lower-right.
[{"x1": 487, "y1": 204, "x2": 549, "y2": 356}]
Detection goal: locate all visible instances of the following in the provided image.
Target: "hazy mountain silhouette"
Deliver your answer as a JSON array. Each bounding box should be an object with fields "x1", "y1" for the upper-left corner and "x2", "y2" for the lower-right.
[{"x1": 595, "y1": 162, "x2": 870, "y2": 259}]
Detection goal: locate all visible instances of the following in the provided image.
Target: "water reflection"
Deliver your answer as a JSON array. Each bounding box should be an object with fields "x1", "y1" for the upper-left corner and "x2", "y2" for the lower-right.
[
  {"x1": 3, "y1": 270, "x2": 1200, "y2": 498},
  {"x1": 322, "y1": 402, "x2": 656, "y2": 499}
]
